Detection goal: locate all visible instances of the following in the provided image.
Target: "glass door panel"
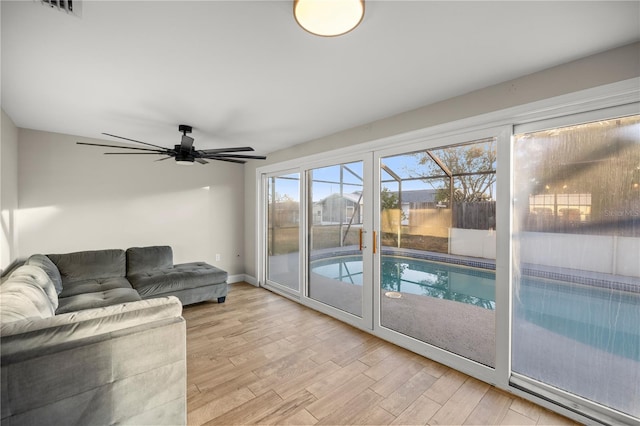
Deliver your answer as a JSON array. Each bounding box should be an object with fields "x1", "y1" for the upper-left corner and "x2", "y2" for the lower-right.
[
  {"x1": 267, "y1": 173, "x2": 301, "y2": 291},
  {"x1": 379, "y1": 138, "x2": 498, "y2": 367},
  {"x1": 512, "y1": 115, "x2": 640, "y2": 418},
  {"x1": 308, "y1": 161, "x2": 364, "y2": 317}
]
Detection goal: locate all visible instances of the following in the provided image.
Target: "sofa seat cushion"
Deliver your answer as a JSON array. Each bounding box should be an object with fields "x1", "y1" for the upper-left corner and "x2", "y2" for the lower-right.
[
  {"x1": 56, "y1": 288, "x2": 141, "y2": 314},
  {"x1": 48, "y1": 249, "x2": 126, "y2": 283},
  {"x1": 58, "y1": 276, "x2": 133, "y2": 298},
  {"x1": 128, "y1": 262, "x2": 227, "y2": 298}
]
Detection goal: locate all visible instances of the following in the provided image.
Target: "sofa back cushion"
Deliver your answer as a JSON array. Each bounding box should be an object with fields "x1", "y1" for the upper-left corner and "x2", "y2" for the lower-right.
[
  {"x1": 26, "y1": 254, "x2": 63, "y2": 294},
  {"x1": 48, "y1": 249, "x2": 126, "y2": 282},
  {"x1": 126, "y1": 246, "x2": 173, "y2": 275},
  {"x1": 0, "y1": 276, "x2": 55, "y2": 323},
  {"x1": 9, "y1": 265, "x2": 59, "y2": 310}
]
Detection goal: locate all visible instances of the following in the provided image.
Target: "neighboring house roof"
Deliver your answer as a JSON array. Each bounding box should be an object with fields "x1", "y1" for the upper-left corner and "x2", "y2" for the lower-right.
[
  {"x1": 317, "y1": 192, "x2": 363, "y2": 205},
  {"x1": 393, "y1": 189, "x2": 438, "y2": 204},
  {"x1": 316, "y1": 190, "x2": 436, "y2": 205}
]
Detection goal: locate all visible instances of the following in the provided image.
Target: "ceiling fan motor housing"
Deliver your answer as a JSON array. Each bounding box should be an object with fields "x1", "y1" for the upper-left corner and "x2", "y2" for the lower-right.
[{"x1": 174, "y1": 145, "x2": 195, "y2": 162}]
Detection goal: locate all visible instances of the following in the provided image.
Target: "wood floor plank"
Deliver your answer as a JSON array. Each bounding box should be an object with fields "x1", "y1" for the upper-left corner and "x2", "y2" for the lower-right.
[
  {"x1": 251, "y1": 389, "x2": 318, "y2": 425},
  {"x1": 248, "y1": 356, "x2": 319, "y2": 396},
  {"x1": 463, "y1": 387, "x2": 513, "y2": 425},
  {"x1": 415, "y1": 357, "x2": 450, "y2": 379},
  {"x1": 251, "y1": 348, "x2": 318, "y2": 379},
  {"x1": 429, "y1": 376, "x2": 490, "y2": 425},
  {"x1": 278, "y1": 408, "x2": 318, "y2": 425},
  {"x1": 188, "y1": 387, "x2": 255, "y2": 426},
  {"x1": 500, "y1": 409, "x2": 538, "y2": 425},
  {"x1": 316, "y1": 389, "x2": 383, "y2": 425},
  {"x1": 358, "y1": 344, "x2": 399, "y2": 367},
  {"x1": 304, "y1": 360, "x2": 369, "y2": 399},
  {"x1": 184, "y1": 283, "x2": 577, "y2": 426},
  {"x1": 370, "y1": 358, "x2": 424, "y2": 397},
  {"x1": 272, "y1": 360, "x2": 341, "y2": 400},
  {"x1": 188, "y1": 371, "x2": 260, "y2": 412},
  {"x1": 305, "y1": 373, "x2": 375, "y2": 420},
  {"x1": 329, "y1": 337, "x2": 385, "y2": 367},
  {"x1": 308, "y1": 328, "x2": 373, "y2": 364},
  {"x1": 422, "y1": 367, "x2": 468, "y2": 405},
  {"x1": 202, "y1": 390, "x2": 282, "y2": 425},
  {"x1": 352, "y1": 405, "x2": 396, "y2": 425},
  {"x1": 391, "y1": 394, "x2": 442, "y2": 425},
  {"x1": 379, "y1": 369, "x2": 439, "y2": 416},
  {"x1": 510, "y1": 396, "x2": 545, "y2": 422},
  {"x1": 364, "y1": 349, "x2": 420, "y2": 381}
]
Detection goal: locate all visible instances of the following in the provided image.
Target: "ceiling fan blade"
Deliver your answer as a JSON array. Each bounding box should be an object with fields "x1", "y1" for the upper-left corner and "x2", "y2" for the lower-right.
[
  {"x1": 202, "y1": 154, "x2": 266, "y2": 160},
  {"x1": 77, "y1": 142, "x2": 168, "y2": 153},
  {"x1": 194, "y1": 158, "x2": 208, "y2": 164},
  {"x1": 208, "y1": 157, "x2": 247, "y2": 164},
  {"x1": 181, "y1": 134, "x2": 194, "y2": 151},
  {"x1": 155, "y1": 156, "x2": 173, "y2": 162},
  {"x1": 102, "y1": 133, "x2": 169, "y2": 150},
  {"x1": 197, "y1": 147, "x2": 255, "y2": 154},
  {"x1": 103, "y1": 152, "x2": 166, "y2": 155}
]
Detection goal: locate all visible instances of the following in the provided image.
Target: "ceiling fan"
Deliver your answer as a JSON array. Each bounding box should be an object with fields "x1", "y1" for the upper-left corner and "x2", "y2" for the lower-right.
[{"x1": 77, "y1": 124, "x2": 266, "y2": 165}]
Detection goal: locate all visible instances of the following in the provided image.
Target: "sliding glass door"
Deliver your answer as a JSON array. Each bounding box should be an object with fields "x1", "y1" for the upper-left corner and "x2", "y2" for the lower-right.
[
  {"x1": 266, "y1": 172, "x2": 301, "y2": 292},
  {"x1": 307, "y1": 159, "x2": 372, "y2": 324},
  {"x1": 512, "y1": 112, "x2": 640, "y2": 420},
  {"x1": 376, "y1": 135, "x2": 500, "y2": 369}
]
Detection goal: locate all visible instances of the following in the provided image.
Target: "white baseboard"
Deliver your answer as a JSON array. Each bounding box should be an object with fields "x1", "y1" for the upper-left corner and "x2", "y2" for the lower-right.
[{"x1": 228, "y1": 274, "x2": 258, "y2": 286}]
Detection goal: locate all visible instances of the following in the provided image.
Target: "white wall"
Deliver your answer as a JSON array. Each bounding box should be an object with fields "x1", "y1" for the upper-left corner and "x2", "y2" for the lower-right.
[
  {"x1": 616, "y1": 236, "x2": 640, "y2": 278},
  {"x1": 450, "y1": 228, "x2": 496, "y2": 260},
  {"x1": 522, "y1": 233, "x2": 640, "y2": 278},
  {"x1": 449, "y1": 229, "x2": 640, "y2": 279},
  {"x1": 243, "y1": 42, "x2": 640, "y2": 279},
  {"x1": 17, "y1": 129, "x2": 245, "y2": 274},
  {"x1": 1, "y1": 109, "x2": 19, "y2": 274}
]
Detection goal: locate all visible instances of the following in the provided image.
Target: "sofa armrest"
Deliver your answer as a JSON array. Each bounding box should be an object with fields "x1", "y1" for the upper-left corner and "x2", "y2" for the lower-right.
[{"x1": 1, "y1": 296, "x2": 182, "y2": 361}]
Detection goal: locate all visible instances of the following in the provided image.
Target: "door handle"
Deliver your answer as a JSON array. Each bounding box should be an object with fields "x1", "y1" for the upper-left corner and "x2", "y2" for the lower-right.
[
  {"x1": 359, "y1": 228, "x2": 363, "y2": 251},
  {"x1": 373, "y1": 231, "x2": 377, "y2": 254}
]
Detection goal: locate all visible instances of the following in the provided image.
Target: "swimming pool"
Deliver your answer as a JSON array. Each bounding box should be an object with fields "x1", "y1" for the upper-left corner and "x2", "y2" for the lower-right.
[
  {"x1": 310, "y1": 254, "x2": 640, "y2": 362},
  {"x1": 311, "y1": 255, "x2": 495, "y2": 309}
]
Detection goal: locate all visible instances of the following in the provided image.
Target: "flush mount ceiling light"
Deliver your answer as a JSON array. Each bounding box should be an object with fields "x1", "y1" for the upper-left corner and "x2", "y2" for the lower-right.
[{"x1": 294, "y1": 0, "x2": 365, "y2": 37}]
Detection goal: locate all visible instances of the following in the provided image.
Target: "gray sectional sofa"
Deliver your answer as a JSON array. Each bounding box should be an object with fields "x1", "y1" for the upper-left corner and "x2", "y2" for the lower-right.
[{"x1": 0, "y1": 245, "x2": 228, "y2": 425}]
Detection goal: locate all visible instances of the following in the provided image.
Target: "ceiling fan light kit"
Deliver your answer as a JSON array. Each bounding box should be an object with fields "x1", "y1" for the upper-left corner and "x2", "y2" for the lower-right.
[
  {"x1": 294, "y1": 0, "x2": 365, "y2": 37},
  {"x1": 176, "y1": 159, "x2": 195, "y2": 166},
  {"x1": 77, "y1": 124, "x2": 266, "y2": 166}
]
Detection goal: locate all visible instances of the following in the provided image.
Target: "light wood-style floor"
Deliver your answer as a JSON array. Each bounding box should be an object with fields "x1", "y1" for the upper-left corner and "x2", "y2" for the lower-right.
[{"x1": 184, "y1": 283, "x2": 578, "y2": 426}]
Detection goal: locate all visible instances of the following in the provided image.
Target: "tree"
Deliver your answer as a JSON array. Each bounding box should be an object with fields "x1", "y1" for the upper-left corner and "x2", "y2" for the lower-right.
[
  {"x1": 415, "y1": 140, "x2": 497, "y2": 203},
  {"x1": 380, "y1": 187, "x2": 400, "y2": 210}
]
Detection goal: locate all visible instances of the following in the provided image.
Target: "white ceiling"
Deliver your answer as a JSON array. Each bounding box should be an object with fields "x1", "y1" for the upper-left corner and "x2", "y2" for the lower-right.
[{"x1": 2, "y1": 1, "x2": 639, "y2": 156}]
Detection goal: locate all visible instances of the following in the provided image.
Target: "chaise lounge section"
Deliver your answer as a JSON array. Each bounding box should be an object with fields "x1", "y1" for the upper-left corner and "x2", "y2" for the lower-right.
[{"x1": 126, "y1": 246, "x2": 228, "y2": 305}]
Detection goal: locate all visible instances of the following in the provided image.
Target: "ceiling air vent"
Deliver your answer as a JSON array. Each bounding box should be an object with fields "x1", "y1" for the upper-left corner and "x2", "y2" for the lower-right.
[{"x1": 41, "y1": 0, "x2": 81, "y2": 17}]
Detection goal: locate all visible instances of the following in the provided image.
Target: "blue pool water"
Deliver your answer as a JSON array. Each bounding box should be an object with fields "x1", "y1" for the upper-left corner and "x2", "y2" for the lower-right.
[
  {"x1": 311, "y1": 255, "x2": 640, "y2": 361},
  {"x1": 311, "y1": 255, "x2": 495, "y2": 309}
]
